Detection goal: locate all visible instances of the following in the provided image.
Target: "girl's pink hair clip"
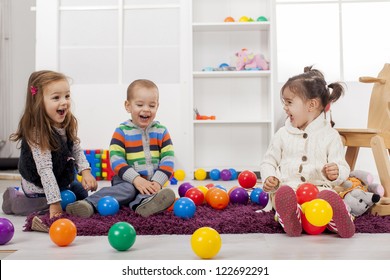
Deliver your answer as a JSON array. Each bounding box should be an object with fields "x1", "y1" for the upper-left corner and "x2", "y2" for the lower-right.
[{"x1": 30, "y1": 86, "x2": 38, "y2": 96}]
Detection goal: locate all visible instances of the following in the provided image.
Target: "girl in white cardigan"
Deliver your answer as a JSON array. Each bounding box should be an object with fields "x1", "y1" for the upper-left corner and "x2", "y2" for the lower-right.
[{"x1": 260, "y1": 66, "x2": 355, "y2": 238}]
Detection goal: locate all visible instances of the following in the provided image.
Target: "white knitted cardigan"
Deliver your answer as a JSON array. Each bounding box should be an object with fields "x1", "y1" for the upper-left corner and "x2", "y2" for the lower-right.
[{"x1": 260, "y1": 113, "x2": 350, "y2": 190}]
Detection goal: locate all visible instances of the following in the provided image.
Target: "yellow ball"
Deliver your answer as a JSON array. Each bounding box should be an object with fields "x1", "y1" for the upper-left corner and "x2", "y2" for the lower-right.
[
  {"x1": 77, "y1": 175, "x2": 82, "y2": 182},
  {"x1": 196, "y1": 186, "x2": 208, "y2": 203},
  {"x1": 191, "y1": 227, "x2": 221, "y2": 259},
  {"x1": 301, "y1": 202, "x2": 309, "y2": 213},
  {"x1": 194, "y1": 168, "x2": 207, "y2": 180},
  {"x1": 305, "y1": 199, "x2": 333, "y2": 227},
  {"x1": 239, "y1": 16, "x2": 249, "y2": 22},
  {"x1": 174, "y1": 169, "x2": 186, "y2": 181}
]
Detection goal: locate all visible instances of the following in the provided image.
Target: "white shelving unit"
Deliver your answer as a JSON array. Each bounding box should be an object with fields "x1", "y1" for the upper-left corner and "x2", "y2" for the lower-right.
[{"x1": 190, "y1": 0, "x2": 275, "y2": 176}]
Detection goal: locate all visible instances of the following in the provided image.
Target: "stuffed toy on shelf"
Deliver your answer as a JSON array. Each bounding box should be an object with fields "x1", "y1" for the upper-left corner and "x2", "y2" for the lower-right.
[{"x1": 235, "y1": 48, "x2": 269, "y2": 71}]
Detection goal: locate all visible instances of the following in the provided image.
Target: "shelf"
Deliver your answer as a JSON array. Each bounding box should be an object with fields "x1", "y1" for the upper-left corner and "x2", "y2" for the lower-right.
[
  {"x1": 193, "y1": 120, "x2": 272, "y2": 124},
  {"x1": 193, "y1": 70, "x2": 271, "y2": 78},
  {"x1": 193, "y1": 22, "x2": 270, "y2": 32}
]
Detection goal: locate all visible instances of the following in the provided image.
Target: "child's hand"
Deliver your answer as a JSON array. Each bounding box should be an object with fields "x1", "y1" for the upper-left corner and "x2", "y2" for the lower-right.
[
  {"x1": 49, "y1": 202, "x2": 63, "y2": 218},
  {"x1": 133, "y1": 176, "x2": 159, "y2": 195},
  {"x1": 263, "y1": 176, "x2": 279, "y2": 193},
  {"x1": 322, "y1": 163, "x2": 339, "y2": 181},
  {"x1": 81, "y1": 169, "x2": 98, "y2": 192}
]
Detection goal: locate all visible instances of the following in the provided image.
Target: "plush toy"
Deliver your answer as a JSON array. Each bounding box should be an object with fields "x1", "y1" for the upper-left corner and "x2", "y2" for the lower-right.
[
  {"x1": 235, "y1": 48, "x2": 269, "y2": 71},
  {"x1": 338, "y1": 170, "x2": 384, "y2": 217}
]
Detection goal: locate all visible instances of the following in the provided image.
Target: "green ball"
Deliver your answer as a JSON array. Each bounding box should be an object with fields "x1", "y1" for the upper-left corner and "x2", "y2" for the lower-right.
[
  {"x1": 108, "y1": 222, "x2": 136, "y2": 251},
  {"x1": 257, "y1": 16, "x2": 268, "y2": 22}
]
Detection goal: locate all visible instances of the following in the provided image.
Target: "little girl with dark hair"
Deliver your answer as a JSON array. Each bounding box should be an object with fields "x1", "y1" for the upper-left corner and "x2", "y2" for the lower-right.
[{"x1": 260, "y1": 66, "x2": 355, "y2": 238}]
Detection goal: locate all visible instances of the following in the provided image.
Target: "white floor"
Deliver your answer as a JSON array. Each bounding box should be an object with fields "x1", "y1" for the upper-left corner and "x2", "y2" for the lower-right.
[{"x1": 1, "y1": 174, "x2": 390, "y2": 279}]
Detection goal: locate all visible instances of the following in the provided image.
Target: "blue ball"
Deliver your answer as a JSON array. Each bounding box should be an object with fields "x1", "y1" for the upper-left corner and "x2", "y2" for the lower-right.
[
  {"x1": 97, "y1": 196, "x2": 120, "y2": 216},
  {"x1": 229, "y1": 168, "x2": 238, "y2": 180},
  {"x1": 250, "y1": 188, "x2": 263, "y2": 204},
  {"x1": 60, "y1": 190, "x2": 76, "y2": 210},
  {"x1": 214, "y1": 185, "x2": 227, "y2": 192},
  {"x1": 173, "y1": 197, "x2": 196, "y2": 219},
  {"x1": 209, "y1": 169, "x2": 220, "y2": 180}
]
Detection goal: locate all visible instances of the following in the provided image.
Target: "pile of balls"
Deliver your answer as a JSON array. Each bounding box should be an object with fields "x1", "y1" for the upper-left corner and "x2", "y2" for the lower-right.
[{"x1": 295, "y1": 183, "x2": 333, "y2": 235}]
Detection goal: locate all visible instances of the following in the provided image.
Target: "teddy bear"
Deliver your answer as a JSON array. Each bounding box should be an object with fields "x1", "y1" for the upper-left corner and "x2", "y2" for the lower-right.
[
  {"x1": 337, "y1": 170, "x2": 384, "y2": 217},
  {"x1": 235, "y1": 48, "x2": 269, "y2": 71}
]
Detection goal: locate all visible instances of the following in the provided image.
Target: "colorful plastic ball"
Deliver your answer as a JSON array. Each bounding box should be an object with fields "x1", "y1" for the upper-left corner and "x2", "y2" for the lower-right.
[
  {"x1": 214, "y1": 185, "x2": 227, "y2": 192},
  {"x1": 229, "y1": 187, "x2": 249, "y2": 205},
  {"x1": 220, "y1": 169, "x2": 232, "y2": 181},
  {"x1": 301, "y1": 212, "x2": 326, "y2": 235},
  {"x1": 60, "y1": 190, "x2": 76, "y2": 210},
  {"x1": 224, "y1": 16, "x2": 235, "y2": 22},
  {"x1": 209, "y1": 169, "x2": 220, "y2": 180},
  {"x1": 219, "y1": 63, "x2": 229, "y2": 68},
  {"x1": 296, "y1": 183, "x2": 319, "y2": 205},
  {"x1": 258, "y1": 191, "x2": 269, "y2": 208},
  {"x1": 174, "y1": 169, "x2": 186, "y2": 181},
  {"x1": 49, "y1": 218, "x2": 77, "y2": 247},
  {"x1": 228, "y1": 185, "x2": 239, "y2": 196},
  {"x1": 305, "y1": 199, "x2": 333, "y2": 227},
  {"x1": 0, "y1": 218, "x2": 14, "y2": 245},
  {"x1": 208, "y1": 188, "x2": 229, "y2": 210},
  {"x1": 194, "y1": 168, "x2": 207, "y2": 180},
  {"x1": 108, "y1": 222, "x2": 136, "y2": 251},
  {"x1": 178, "y1": 182, "x2": 194, "y2": 197},
  {"x1": 174, "y1": 197, "x2": 196, "y2": 219},
  {"x1": 185, "y1": 188, "x2": 205, "y2": 206},
  {"x1": 239, "y1": 16, "x2": 249, "y2": 22},
  {"x1": 238, "y1": 170, "x2": 257, "y2": 189},
  {"x1": 205, "y1": 183, "x2": 215, "y2": 189},
  {"x1": 229, "y1": 168, "x2": 238, "y2": 180},
  {"x1": 196, "y1": 185, "x2": 209, "y2": 202},
  {"x1": 97, "y1": 196, "x2": 120, "y2": 216},
  {"x1": 257, "y1": 16, "x2": 268, "y2": 22},
  {"x1": 205, "y1": 187, "x2": 218, "y2": 204},
  {"x1": 250, "y1": 187, "x2": 263, "y2": 204},
  {"x1": 191, "y1": 227, "x2": 222, "y2": 259},
  {"x1": 167, "y1": 197, "x2": 179, "y2": 211}
]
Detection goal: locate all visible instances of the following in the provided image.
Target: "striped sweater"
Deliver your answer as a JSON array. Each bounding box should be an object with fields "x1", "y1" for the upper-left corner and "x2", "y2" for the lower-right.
[{"x1": 109, "y1": 120, "x2": 174, "y2": 187}]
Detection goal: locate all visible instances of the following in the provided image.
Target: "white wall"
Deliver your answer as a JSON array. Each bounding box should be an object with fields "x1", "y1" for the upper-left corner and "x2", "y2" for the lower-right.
[
  {"x1": 0, "y1": 0, "x2": 36, "y2": 159},
  {"x1": 3, "y1": 0, "x2": 385, "y2": 177}
]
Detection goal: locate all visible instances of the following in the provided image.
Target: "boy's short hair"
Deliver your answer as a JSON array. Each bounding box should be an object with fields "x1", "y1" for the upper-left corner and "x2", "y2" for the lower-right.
[{"x1": 127, "y1": 79, "x2": 158, "y2": 100}]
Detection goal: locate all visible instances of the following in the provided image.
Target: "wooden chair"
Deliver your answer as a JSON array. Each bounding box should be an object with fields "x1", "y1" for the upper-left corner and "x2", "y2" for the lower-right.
[{"x1": 337, "y1": 63, "x2": 390, "y2": 216}]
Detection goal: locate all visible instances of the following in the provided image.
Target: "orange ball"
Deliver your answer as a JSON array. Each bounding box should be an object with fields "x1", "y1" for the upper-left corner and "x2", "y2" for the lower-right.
[
  {"x1": 167, "y1": 197, "x2": 179, "y2": 211},
  {"x1": 208, "y1": 188, "x2": 229, "y2": 210},
  {"x1": 224, "y1": 16, "x2": 235, "y2": 22},
  {"x1": 205, "y1": 187, "x2": 218, "y2": 204},
  {"x1": 49, "y1": 218, "x2": 77, "y2": 247}
]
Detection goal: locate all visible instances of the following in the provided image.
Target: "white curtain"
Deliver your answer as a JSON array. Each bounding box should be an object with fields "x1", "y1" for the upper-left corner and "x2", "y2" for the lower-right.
[{"x1": 0, "y1": 0, "x2": 12, "y2": 157}]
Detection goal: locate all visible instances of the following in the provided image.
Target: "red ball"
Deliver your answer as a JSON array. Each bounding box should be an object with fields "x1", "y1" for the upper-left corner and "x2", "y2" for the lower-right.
[
  {"x1": 296, "y1": 183, "x2": 319, "y2": 204},
  {"x1": 185, "y1": 188, "x2": 205, "y2": 206},
  {"x1": 301, "y1": 211, "x2": 326, "y2": 235},
  {"x1": 238, "y1": 170, "x2": 257, "y2": 189}
]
